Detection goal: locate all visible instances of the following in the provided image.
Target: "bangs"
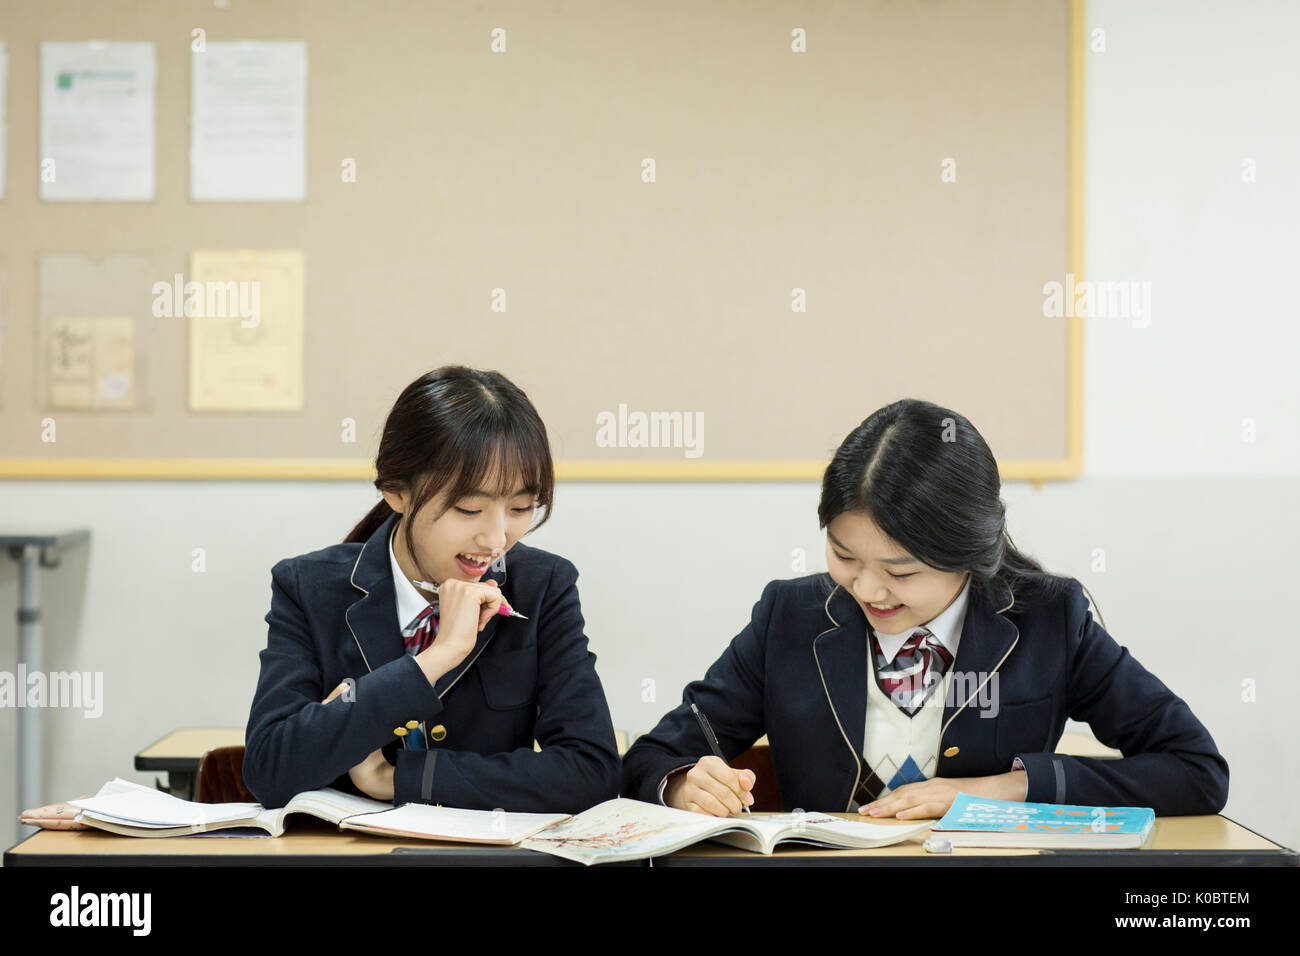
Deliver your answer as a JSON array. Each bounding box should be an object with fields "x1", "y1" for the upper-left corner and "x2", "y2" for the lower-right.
[{"x1": 412, "y1": 413, "x2": 554, "y2": 519}]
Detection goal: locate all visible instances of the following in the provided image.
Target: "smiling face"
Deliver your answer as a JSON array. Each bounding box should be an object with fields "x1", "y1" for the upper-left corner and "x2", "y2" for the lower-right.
[
  {"x1": 825, "y1": 510, "x2": 969, "y2": 633},
  {"x1": 383, "y1": 469, "x2": 537, "y2": 591}
]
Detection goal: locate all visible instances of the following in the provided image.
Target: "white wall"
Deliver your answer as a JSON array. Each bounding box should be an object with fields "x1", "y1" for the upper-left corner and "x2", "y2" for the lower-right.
[
  {"x1": 1085, "y1": 0, "x2": 1300, "y2": 475},
  {"x1": 2, "y1": 0, "x2": 1296, "y2": 855}
]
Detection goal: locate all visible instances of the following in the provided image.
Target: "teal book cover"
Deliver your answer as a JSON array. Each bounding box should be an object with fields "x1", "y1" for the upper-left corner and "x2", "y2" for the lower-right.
[{"x1": 933, "y1": 792, "x2": 1156, "y2": 836}]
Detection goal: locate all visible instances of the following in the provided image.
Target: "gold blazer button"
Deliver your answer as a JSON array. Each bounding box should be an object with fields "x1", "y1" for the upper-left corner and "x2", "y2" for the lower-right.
[
  {"x1": 430, "y1": 724, "x2": 447, "y2": 742},
  {"x1": 943, "y1": 746, "x2": 960, "y2": 757}
]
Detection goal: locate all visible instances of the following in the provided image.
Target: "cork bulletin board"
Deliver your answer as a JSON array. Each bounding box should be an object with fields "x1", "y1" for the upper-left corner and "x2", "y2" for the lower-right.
[{"x1": 0, "y1": 0, "x2": 1084, "y2": 480}]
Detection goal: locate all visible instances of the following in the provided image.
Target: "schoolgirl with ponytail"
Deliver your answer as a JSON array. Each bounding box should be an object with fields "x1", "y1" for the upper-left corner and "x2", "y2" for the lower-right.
[
  {"x1": 242, "y1": 366, "x2": 620, "y2": 813},
  {"x1": 623, "y1": 398, "x2": 1228, "y2": 819}
]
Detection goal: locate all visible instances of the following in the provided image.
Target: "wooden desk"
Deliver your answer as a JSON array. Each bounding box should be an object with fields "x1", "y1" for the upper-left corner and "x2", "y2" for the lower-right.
[
  {"x1": 655, "y1": 813, "x2": 1297, "y2": 866},
  {"x1": 7, "y1": 812, "x2": 1293, "y2": 868}
]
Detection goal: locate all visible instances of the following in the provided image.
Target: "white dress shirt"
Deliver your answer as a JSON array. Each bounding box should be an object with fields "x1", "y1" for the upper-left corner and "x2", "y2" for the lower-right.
[{"x1": 389, "y1": 526, "x2": 436, "y2": 632}]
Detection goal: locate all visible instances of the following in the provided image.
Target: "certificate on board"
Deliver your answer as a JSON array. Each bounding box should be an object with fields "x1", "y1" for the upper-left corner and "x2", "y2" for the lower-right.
[
  {"x1": 47, "y1": 316, "x2": 137, "y2": 410},
  {"x1": 188, "y1": 249, "x2": 305, "y2": 411},
  {"x1": 38, "y1": 253, "x2": 156, "y2": 413},
  {"x1": 39, "y1": 41, "x2": 156, "y2": 201},
  {"x1": 191, "y1": 42, "x2": 307, "y2": 201}
]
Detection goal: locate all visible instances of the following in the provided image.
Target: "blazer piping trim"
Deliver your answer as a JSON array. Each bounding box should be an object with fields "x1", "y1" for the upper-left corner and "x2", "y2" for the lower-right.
[
  {"x1": 937, "y1": 580, "x2": 1018, "y2": 740},
  {"x1": 814, "y1": 584, "x2": 858, "y2": 811},
  {"x1": 344, "y1": 530, "x2": 377, "y2": 673},
  {"x1": 437, "y1": 631, "x2": 496, "y2": 700},
  {"x1": 812, "y1": 628, "x2": 861, "y2": 813}
]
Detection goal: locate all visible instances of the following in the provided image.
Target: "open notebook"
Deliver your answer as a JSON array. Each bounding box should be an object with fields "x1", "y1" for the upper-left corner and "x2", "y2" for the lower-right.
[
  {"x1": 68, "y1": 781, "x2": 931, "y2": 861},
  {"x1": 518, "y1": 798, "x2": 933, "y2": 864},
  {"x1": 69, "y1": 778, "x2": 569, "y2": 843}
]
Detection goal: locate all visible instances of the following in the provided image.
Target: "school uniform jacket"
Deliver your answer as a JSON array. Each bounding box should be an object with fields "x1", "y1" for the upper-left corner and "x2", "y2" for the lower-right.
[
  {"x1": 622, "y1": 573, "x2": 1230, "y2": 816},
  {"x1": 243, "y1": 511, "x2": 621, "y2": 812}
]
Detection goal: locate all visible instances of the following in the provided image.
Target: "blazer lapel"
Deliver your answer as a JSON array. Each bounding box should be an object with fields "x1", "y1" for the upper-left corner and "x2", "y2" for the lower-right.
[
  {"x1": 344, "y1": 511, "x2": 506, "y2": 697},
  {"x1": 812, "y1": 583, "x2": 869, "y2": 764},
  {"x1": 344, "y1": 512, "x2": 403, "y2": 674},
  {"x1": 936, "y1": 580, "x2": 1020, "y2": 769}
]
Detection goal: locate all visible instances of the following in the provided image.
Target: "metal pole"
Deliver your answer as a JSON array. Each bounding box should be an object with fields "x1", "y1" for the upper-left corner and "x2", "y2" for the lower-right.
[{"x1": 16, "y1": 543, "x2": 42, "y2": 843}]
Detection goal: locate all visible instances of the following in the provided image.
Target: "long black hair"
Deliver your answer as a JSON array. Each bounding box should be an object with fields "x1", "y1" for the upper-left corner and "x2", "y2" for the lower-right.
[
  {"x1": 818, "y1": 398, "x2": 1075, "y2": 614},
  {"x1": 344, "y1": 366, "x2": 555, "y2": 586}
]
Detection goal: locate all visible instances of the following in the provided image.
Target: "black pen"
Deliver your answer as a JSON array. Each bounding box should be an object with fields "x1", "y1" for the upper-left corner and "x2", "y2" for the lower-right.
[{"x1": 690, "y1": 702, "x2": 751, "y2": 814}]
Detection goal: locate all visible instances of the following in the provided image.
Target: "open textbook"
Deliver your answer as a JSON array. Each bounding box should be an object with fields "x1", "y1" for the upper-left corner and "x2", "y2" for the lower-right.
[
  {"x1": 519, "y1": 798, "x2": 934, "y2": 865},
  {"x1": 69, "y1": 778, "x2": 569, "y2": 843},
  {"x1": 68, "y1": 781, "x2": 931, "y2": 861}
]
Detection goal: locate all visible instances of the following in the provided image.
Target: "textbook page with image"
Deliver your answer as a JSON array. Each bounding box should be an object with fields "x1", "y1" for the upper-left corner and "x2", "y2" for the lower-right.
[{"x1": 519, "y1": 798, "x2": 933, "y2": 865}]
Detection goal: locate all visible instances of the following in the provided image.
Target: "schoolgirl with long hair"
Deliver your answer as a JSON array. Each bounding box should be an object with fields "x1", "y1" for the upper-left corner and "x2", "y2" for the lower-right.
[{"x1": 623, "y1": 398, "x2": 1228, "y2": 819}]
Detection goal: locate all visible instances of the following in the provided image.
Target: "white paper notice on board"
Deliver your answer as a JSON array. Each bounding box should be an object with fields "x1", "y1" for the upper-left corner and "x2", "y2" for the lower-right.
[
  {"x1": 1, "y1": 43, "x2": 8, "y2": 199},
  {"x1": 191, "y1": 42, "x2": 307, "y2": 201},
  {"x1": 40, "y1": 42, "x2": 156, "y2": 201}
]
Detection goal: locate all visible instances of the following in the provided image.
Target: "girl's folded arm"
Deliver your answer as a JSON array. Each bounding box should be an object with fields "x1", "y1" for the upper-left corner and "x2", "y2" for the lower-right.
[
  {"x1": 1014, "y1": 584, "x2": 1229, "y2": 815},
  {"x1": 392, "y1": 558, "x2": 621, "y2": 813},
  {"x1": 242, "y1": 558, "x2": 443, "y2": 808}
]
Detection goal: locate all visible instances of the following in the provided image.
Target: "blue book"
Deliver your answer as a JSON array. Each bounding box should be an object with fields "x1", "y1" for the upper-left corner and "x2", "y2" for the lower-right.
[{"x1": 929, "y1": 792, "x2": 1156, "y2": 849}]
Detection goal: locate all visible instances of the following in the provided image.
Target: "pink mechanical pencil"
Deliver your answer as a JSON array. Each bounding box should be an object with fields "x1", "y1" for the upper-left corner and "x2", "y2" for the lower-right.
[{"x1": 409, "y1": 577, "x2": 528, "y2": 620}]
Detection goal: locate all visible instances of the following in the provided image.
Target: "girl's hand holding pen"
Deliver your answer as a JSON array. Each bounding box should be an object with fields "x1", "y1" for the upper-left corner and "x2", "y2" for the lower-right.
[
  {"x1": 411, "y1": 578, "x2": 503, "y2": 685},
  {"x1": 664, "y1": 756, "x2": 756, "y2": 817}
]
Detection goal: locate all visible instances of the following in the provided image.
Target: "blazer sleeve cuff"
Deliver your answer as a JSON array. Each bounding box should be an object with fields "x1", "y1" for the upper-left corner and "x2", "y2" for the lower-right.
[
  {"x1": 393, "y1": 749, "x2": 439, "y2": 807},
  {"x1": 656, "y1": 762, "x2": 699, "y2": 806},
  {"x1": 380, "y1": 653, "x2": 444, "y2": 716},
  {"x1": 1014, "y1": 752, "x2": 1066, "y2": 804}
]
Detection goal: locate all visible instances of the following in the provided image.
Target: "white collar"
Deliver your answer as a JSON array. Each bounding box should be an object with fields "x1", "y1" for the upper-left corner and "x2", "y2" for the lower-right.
[
  {"x1": 870, "y1": 574, "x2": 971, "y2": 664},
  {"x1": 389, "y1": 524, "x2": 435, "y2": 631}
]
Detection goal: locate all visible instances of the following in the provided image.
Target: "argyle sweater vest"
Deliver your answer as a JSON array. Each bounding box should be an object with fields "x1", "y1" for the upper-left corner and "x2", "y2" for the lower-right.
[{"x1": 853, "y1": 647, "x2": 956, "y2": 810}]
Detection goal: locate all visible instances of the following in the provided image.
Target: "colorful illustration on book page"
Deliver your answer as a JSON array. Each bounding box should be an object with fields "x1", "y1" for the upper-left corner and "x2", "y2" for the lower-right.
[{"x1": 526, "y1": 814, "x2": 678, "y2": 852}]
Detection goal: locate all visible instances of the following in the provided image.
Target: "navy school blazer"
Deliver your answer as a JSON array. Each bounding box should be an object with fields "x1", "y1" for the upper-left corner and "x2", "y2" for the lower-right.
[
  {"x1": 622, "y1": 573, "x2": 1229, "y2": 816},
  {"x1": 243, "y1": 511, "x2": 621, "y2": 812}
]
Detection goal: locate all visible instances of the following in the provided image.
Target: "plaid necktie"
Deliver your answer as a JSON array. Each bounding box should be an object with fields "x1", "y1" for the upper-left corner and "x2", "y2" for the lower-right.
[
  {"x1": 871, "y1": 626, "x2": 953, "y2": 717},
  {"x1": 401, "y1": 601, "x2": 440, "y2": 655}
]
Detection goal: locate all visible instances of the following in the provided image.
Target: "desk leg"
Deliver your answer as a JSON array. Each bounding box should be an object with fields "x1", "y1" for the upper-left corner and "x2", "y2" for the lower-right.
[
  {"x1": 155, "y1": 772, "x2": 196, "y2": 802},
  {"x1": 14, "y1": 544, "x2": 42, "y2": 845}
]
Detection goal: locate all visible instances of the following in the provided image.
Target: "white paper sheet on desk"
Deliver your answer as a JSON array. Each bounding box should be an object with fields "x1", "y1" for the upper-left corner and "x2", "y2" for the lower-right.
[
  {"x1": 351, "y1": 804, "x2": 569, "y2": 843},
  {"x1": 70, "y1": 778, "x2": 261, "y2": 827}
]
